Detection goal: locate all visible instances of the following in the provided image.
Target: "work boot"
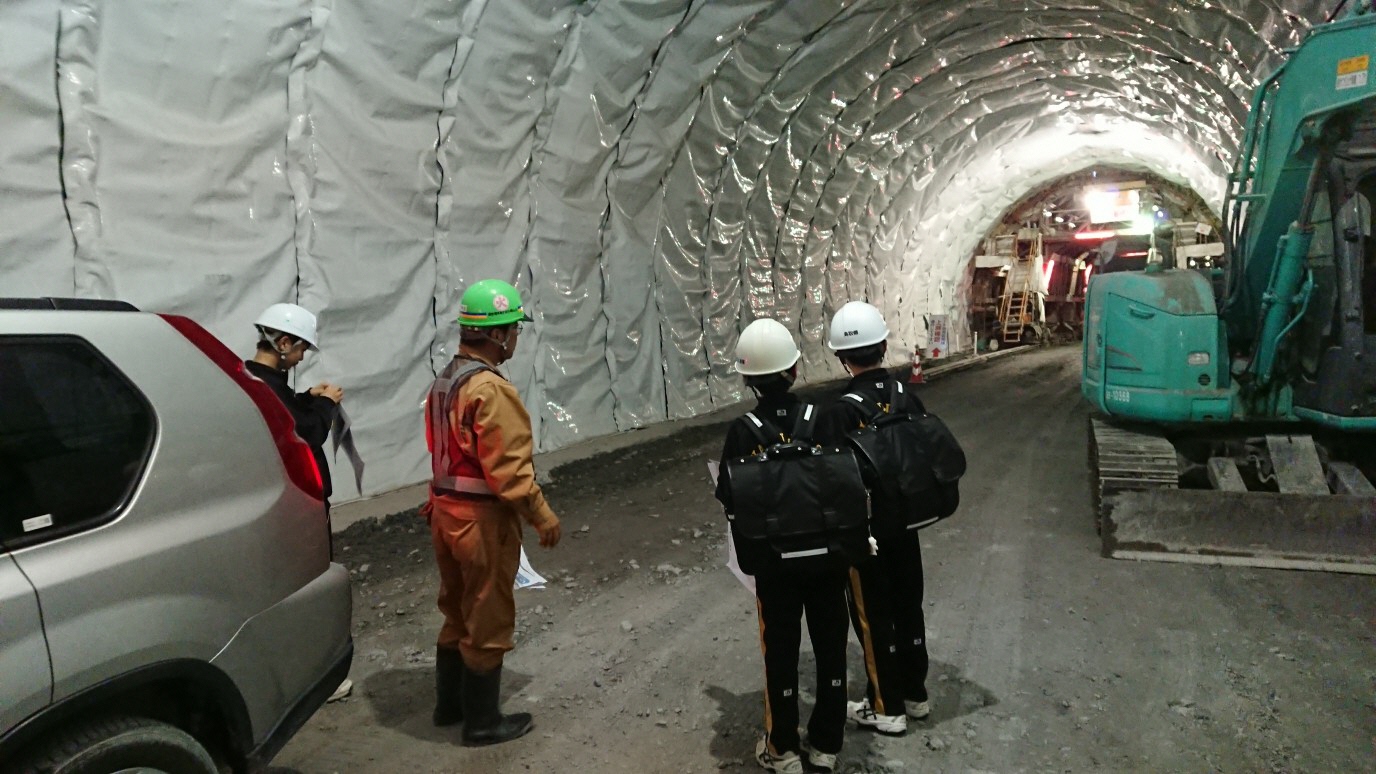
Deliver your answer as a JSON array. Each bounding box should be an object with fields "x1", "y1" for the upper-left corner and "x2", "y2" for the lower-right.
[
  {"x1": 461, "y1": 665, "x2": 533, "y2": 746},
  {"x1": 432, "y1": 647, "x2": 464, "y2": 726}
]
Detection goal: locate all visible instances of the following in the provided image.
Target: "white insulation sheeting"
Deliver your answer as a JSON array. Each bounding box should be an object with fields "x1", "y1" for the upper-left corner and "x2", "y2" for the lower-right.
[{"x1": 0, "y1": 0, "x2": 1343, "y2": 500}]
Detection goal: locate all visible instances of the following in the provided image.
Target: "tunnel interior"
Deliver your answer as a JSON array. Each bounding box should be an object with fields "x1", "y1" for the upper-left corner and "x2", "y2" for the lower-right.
[
  {"x1": 964, "y1": 165, "x2": 1222, "y2": 353},
  {"x1": 0, "y1": 0, "x2": 1351, "y2": 498}
]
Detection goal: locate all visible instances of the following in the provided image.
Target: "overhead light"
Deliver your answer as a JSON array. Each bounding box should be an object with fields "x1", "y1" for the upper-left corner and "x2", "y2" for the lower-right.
[
  {"x1": 1075, "y1": 229, "x2": 1117, "y2": 240},
  {"x1": 1083, "y1": 186, "x2": 1140, "y2": 224},
  {"x1": 1126, "y1": 214, "x2": 1155, "y2": 234}
]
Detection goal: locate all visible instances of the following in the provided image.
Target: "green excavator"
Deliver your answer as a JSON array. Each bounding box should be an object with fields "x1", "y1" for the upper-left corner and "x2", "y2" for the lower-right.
[{"x1": 1081, "y1": 4, "x2": 1376, "y2": 572}]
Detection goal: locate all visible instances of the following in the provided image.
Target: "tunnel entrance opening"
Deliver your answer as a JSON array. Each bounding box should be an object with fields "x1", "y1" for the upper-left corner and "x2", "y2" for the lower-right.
[{"x1": 965, "y1": 166, "x2": 1220, "y2": 353}]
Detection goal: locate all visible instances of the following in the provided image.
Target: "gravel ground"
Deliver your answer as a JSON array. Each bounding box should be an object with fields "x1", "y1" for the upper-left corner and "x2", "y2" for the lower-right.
[{"x1": 272, "y1": 346, "x2": 1376, "y2": 773}]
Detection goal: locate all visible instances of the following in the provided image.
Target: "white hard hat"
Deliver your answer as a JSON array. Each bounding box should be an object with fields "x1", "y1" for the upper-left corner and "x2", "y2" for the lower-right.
[
  {"x1": 256, "y1": 303, "x2": 319, "y2": 349},
  {"x1": 827, "y1": 301, "x2": 889, "y2": 350},
  {"x1": 734, "y1": 319, "x2": 801, "y2": 376}
]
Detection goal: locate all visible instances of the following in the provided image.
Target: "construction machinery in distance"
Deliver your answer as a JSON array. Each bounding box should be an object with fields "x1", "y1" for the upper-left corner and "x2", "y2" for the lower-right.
[{"x1": 1081, "y1": 5, "x2": 1376, "y2": 573}]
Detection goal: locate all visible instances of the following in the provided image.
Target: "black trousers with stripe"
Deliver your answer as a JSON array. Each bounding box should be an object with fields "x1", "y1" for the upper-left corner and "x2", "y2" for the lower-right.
[
  {"x1": 755, "y1": 564, "x2": 850, "y2": 756},
  {"x1": 846, "y1": 529, "x2": 929, "y2": 713}
]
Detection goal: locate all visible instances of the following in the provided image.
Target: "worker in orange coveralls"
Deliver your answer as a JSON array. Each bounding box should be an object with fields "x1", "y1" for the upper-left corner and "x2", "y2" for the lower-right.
[{"x1": 423, "y1": 278, "x2": 561, "y2": 747}]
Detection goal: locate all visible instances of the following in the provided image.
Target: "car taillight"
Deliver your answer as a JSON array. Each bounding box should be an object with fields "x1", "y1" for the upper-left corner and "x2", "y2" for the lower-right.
[{"x1": 159, "y1": 314, "x2": 325, "y2": 500}]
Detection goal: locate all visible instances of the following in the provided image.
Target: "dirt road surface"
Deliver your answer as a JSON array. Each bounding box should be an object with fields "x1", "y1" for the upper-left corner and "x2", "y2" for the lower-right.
[{"x1": 273, "y1": 346, "x2": 1375, "y2": 773}]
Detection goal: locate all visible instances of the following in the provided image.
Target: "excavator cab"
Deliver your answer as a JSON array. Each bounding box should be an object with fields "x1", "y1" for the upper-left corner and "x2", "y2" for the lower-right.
[
  {"x1": 1288, "y1": 129, "x2": 1376, "y2": 426},
  {"x1": 1080, "y1": 8, "x2": 1376, "y2": 574}
]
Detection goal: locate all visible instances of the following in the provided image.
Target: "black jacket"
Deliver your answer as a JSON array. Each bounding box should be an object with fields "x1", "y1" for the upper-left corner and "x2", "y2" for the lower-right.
[
  {"x1": 244, "y1": 360, "x2": 339, "y2": 500},
  {"x1": 714, "y1": 392, "x2": 810, "y2": 575},
  {"x1": 815, "y1": 368, "x2": 926, "y2": 448}
]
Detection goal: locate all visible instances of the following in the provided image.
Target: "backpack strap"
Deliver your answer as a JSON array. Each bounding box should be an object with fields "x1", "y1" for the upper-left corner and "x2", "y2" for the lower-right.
[
  {"x1": 888, "y1": 380, "x2": 907, "y2": 415},
  {"x1": 740, "y1": 412, "x2": 788, "y2": 450},
  {"x1": 843, "y1": 392, "x2": 885, "y2": 423},
  {"x1": 790, "y1": 403, "x2": 818, "y2": 444}
]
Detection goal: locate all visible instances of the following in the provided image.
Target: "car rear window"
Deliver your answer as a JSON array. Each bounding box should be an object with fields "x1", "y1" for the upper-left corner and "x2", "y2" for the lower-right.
[{"x1": 0, "y1": 336, "x2": 155, "y2": 547}]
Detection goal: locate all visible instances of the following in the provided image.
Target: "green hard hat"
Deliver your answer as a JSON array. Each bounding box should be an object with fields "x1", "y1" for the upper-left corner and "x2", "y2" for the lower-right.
[{"x1": 458, "y1": 279, "x2": 533, "y2": 327}]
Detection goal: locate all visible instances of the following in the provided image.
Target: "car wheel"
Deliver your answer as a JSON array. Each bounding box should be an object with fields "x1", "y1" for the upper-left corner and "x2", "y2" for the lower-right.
[{"x1": 16, "y1": 715, "x2": 218, "y2": 774}]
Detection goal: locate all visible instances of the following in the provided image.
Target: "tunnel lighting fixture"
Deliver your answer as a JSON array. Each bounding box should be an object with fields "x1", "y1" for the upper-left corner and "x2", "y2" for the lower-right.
[
  {"x1": 1123, "y1": 214, "x2": 1156, "y2": 235},
  {"x1": 1083, "y1": 187, "x2": 1140, "y2": 224},
  {"x1": 1074, "y1": 229, "x2": 1117, "y2": 240}
]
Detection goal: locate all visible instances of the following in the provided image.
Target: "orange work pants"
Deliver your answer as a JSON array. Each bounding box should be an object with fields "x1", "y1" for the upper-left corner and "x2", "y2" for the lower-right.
[{"x1": 430, "y1": 498, "x2": 523, "y2": 672}]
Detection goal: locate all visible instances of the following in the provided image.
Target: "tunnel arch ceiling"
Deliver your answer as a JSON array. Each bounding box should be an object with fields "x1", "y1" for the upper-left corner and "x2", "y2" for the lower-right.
[
  {"x1": 650, "y1": 0, "x2": 1335, "y2": 420},
  {"x1": 0, "y1": 0, "x2": 1349, "y2": 499}
]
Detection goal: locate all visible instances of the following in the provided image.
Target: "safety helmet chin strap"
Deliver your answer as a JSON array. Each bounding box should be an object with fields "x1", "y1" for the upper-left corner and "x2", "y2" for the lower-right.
[
  {"x1": 490, "y1": 329, "x2": 516, "y2": 358},
  {"x1": 257, "y1": 327, "x2": 300, "y2": 370},
  {"x1": 746, "y1": 369, "x2": 796, "y2": 399},
  {"x1": 462, "y1": 326, "x2": 516, "y2": 360}
]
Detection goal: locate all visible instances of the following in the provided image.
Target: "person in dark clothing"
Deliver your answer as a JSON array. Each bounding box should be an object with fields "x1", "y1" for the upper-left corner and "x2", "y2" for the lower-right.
[
  {"x1": 244, "y1": 302, "x2": 349, "y2": 702},
  {"x1": 715, "y1": 318, "x2": 849, "y2": 774},
  {"x1": 817, "y1": 300, "x2": 930, "y2": 735},
  {"x1": 242, "y1": 303, "x2": 342, "y2": 501}
]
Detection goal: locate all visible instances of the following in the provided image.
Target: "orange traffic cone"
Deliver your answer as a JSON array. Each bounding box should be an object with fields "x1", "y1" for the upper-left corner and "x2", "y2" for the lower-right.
[{"x1": 909, "y1": 349, "x2": 926, "y2": 384}]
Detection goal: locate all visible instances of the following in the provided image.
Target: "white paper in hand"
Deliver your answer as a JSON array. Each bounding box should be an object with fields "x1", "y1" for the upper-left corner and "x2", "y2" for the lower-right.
[
  {"x1": 709, "y1": 460, "x2": 755, "y2": 595},
  {"x1": 726, "y1": 524, "x2": 756, "y2": 594},
  {"x1": 514, "y1": 546, "x2": 547, "y2": 590}
]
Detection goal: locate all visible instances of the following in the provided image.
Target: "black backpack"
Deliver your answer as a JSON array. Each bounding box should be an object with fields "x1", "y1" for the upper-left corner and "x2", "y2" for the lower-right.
[
  {"x1": 725, "y1": 404, "x2": 871, "y2": 571},
  {"x1": 844, "y1": 381, "x2": 966, "y2": 534}
]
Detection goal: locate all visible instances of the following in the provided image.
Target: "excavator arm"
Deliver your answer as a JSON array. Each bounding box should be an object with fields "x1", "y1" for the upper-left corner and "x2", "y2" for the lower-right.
[{"x1": 1222, "y1": 9, "x2": 1376, "y2": 415}]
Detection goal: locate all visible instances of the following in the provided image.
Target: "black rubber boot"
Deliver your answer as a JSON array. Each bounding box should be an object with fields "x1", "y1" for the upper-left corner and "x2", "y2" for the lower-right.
[
  {"x1": 461, "y1": 665, "x2": 533, "y2": 746},
  {"x1": 433, "y1": 647, "x2": 464, "y2": 727}
]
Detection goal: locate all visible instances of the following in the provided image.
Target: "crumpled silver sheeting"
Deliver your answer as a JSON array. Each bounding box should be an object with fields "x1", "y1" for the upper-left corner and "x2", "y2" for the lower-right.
[{"x1": 0, "y1": 0, "x2": 1341, "y2": 499}]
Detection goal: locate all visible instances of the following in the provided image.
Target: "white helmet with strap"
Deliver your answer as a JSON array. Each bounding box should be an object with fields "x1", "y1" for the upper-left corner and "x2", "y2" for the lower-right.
[
  {"x1": 256, "y1": 303, "x2": 319, "y2": 350},
  {"x1": 827, "y1": 301, "x2": 889, "y2": 350},
  {"x1": 734, "y1": 318, "x2": 801, "y2": 376}
]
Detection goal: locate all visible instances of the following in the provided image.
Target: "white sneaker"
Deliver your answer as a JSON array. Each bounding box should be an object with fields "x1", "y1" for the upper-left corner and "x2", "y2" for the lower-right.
[
  {"x1": 754, "y1": 737, "x2": 803, "y2": 774},
  {"x1": 326, "y1": 678, "x2": 353, "y2": 703},
  {"x1": 846, "y1": 699, "x2": 907, "y2": 735},
  {"x1": 905, "y1": 699, "x2": 931, "y2": 719},
  {"x1": 801, "y1": 740, "x2": 837, "y2": 772}
]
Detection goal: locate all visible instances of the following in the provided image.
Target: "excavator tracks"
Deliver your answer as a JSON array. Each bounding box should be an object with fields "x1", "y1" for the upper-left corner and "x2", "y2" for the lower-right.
[
  {"x1": 1088, "y1": 417, "x2": 1178, "y2": 530},
  {"x1": 1087, "y1": 416, "x2": 1376, "y2": 574}
]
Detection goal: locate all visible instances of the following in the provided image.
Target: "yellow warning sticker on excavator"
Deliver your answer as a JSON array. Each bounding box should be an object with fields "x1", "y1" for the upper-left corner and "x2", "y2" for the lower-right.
[{"x1": 1336, "y1": 55, "x2": 1369, "y2": 90}]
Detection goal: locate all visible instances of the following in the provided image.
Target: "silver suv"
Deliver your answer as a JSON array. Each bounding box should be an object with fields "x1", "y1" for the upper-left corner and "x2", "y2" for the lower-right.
[{"x1": 0, "y1": 298, "x2": 352, "y2": 773}]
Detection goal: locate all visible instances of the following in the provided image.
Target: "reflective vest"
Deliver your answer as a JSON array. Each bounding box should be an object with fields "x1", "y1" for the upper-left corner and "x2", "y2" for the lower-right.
[{"x1": 427, "y1": 357, "x2": 497, "y2": 496}]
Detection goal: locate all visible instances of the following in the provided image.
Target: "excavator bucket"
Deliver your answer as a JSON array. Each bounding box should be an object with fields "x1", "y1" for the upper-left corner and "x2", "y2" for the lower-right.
[{"x1": 1102, "y1": 489, "x2": 1376, "y2": 575}]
